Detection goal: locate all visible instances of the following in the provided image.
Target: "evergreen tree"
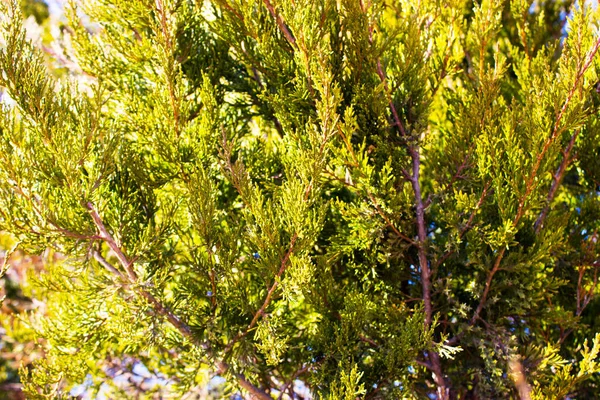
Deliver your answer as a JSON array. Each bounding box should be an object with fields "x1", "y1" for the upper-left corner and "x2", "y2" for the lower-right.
[{"x1": 1, "y1": 0, "x2": 600, "y2": 398}]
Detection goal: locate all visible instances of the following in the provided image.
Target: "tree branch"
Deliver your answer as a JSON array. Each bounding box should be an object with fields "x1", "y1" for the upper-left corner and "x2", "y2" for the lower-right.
[
  {"x1": 155, "y1": 0, "x2": 181, "y2": 135},
  {"x1": 262, "y1": 0, "x2": 296, "y2": 49},
  {"x1": 534, "y1": 129, "x2": 579, "y2": 233},
  {"x1": 433, "y1": 182, "x2": 491, "y2": 274},
  {"x1": 276, "y1": 361, "x2": 321, "y2": 400},
  {"x1": 365, "y1": 190, "x2": 418, "y2": 247},
  {"x1": 465, "y1": 36, "x2": 600, "y2": 330},
  {"x1": 91, "y1": 250, "x2": 124, "y2": 278},
  {"x1": 87, "y1": 203, "x2": 137, "y2": 281},
  {"x1": 86, "y1": 203, "x2": 271, "y2": 400},
  {"x1": 376, "y1": 54, "x2": 448, "y2": 399}
]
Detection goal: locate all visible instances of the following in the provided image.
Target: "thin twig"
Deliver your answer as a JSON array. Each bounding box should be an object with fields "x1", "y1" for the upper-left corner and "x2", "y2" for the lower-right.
[
  {"x1": 416, "y1": 359, "x2": 433, "y2": 370},
  {"x1": 359, "y1": 334, "x2": 379, "y2": 348},
  {"x1": 376, "y1": 52, "x2": 448, "y2": 400},
  {"x1": 534, "y1": 129, "x2": 579, "y2": 233},
  {"x1": 92, "y1": 250, "x2": 123, "y2": 278},
  {"x1": 215, "y1": 0, "x2": 245, "y2": 22},
  {"x1": 155, "y1": 0, "x2": 181, "y2": 135},
  {"x1": 366, "y1": 190, "x2": 418, "y2": 246},
  {"x1": 87, "y1": 203, "x2": 136, "y2": 280},
  {"x1": 323, "y1": 166, "x2": 416, "y2": 246},
  {"x1": 223, "y1": 233, "x2": 298, "y2": 355}
]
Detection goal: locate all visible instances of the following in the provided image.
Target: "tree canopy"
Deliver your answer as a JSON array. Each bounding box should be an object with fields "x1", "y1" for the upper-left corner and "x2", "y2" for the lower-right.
[{"x1": 1, "y1": 0, "x2": 600, "y2": 398}]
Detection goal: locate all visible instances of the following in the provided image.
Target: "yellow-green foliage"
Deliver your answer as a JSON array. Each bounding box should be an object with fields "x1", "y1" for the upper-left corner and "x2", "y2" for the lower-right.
[{"x1": 1, "y1": 0, "x2": 600, "y2": 398}]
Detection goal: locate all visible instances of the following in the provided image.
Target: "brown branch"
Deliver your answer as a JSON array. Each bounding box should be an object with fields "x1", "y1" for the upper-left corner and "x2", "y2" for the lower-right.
[
  {"x1": 366, "y1": 190, "x2": 418, "y2": 246},
  {"x1": 262, "y1": 0, "x2": 296, "y2": 49},
  {"x1": 584, "y1": 261, "x2": 599, "y2": 312},
  {"x1": 215, "y1": 361, "x2": 273, "y2": 400},
  {"x1": 575, "y1": 233, "x2": 599, "y2": 318},
  {"x1": 248, "y1": 233, "x2": 297, "y2": 329},
  {"x1": 10, "y1": 183, "x2": 106, "y2": 245},
  {"x1": 215, "y1": 0, "x2": 246, "y2": 23},
  {"x1": 87, "y1": 203, "x2": 205, "y2": 347},
  {"x1": 576, "y1": 263, "x2": 586, "y2": 316},
  {"x1": 416, "y1": 358, "x2": 433, "y2": 370},
  {"x1": 41, "y1": 45, "x2": 86, "y2": 75},
  {"x1": 429, "y1": 17, "x2": 458, "y2": 100},
  {"x1": 323, "y1": 166, "x2": 416, "y2": 247},
  {"x1": 364, "y1": 383, "x2": 383, "y2": 400},
  {"x1": 438, "y1": 142, "x2": 478, "y2": 204},
  {"x1": 522, "y1": 38, "x2": 600, "y2": 227},
  {"x1": 219, "y1": 94, "x2": 328, "y2": 355},
  {"x1": 410, "y1": 151, "x2": 434, "y2": 328},
  {"x1": 0, "y1": 383, "x2": 22, "y2": 393},
  {"x1": 208, "y1": 249, "x2": 218, "y2": 310},
  {"x1": 553, "y1": 38, "x2": 600, "y2": 136},
  {"x1": 534, "y1": 129, "x2": 579, "y2": 233},
  {"x1": 87, "y1": 203, "x2": 137, "y2": 281},
  {"x1": 509, "y1": 356, "x2": 532, "y2": 400},
  {"x1": 359, "y1": 334, "x2": 379, "y2": 348},
  {"x1": 470, "y1": 247, "x2": 505, "y2": 325},
  {"x1": 376, "y1": 59, "x2": 408, "y2": 138},
  {"x1": 86, "y1": 203, "x2": 271, "y2": 400},
  {"x1": 92, "y1": 250, "x2": 124, "y2": 278},
  {"x1": 249, "y1": 66, "x2": 286, "y2": 138},
  {"x1": 376, "y1": 54, "x2": 448, "y2": 399}
]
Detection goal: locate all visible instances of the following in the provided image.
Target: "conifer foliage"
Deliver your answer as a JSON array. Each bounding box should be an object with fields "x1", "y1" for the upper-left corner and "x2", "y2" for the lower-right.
[{"x1": 1, "y1": 0, "x2": 600, "y2": 398}]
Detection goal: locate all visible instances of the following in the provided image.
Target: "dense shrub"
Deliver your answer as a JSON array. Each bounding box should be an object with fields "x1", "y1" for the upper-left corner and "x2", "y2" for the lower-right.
[{"x1": 1, "y1": 0, "x2": 600, "y2": 398}]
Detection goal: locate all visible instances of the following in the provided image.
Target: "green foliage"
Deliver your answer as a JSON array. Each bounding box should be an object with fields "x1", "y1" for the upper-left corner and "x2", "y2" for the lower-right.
[
  {"x1": 1, "y1": 0, "x2": 600, "y2": 398},
  {"x1": 529, "y1": 333, "x2": 600, "y2": 400},
  {"x1": 324, "y1": 363, "x2": 366, "y2": 400},
  {"x1": 20, "y1": 0, "x2": 49, "y2": 25}
]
